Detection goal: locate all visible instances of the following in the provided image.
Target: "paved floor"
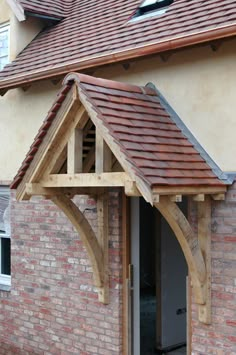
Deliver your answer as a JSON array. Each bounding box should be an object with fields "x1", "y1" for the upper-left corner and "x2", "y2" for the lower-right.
[
  {"x1": 142, "y1": 345, "x2": 186, "y2": 354},
  {"x1": 167, "y1": 346, "x2": 186, "y2": 355}
]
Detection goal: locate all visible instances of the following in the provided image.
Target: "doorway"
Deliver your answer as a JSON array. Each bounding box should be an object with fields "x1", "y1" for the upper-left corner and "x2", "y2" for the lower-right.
[{"x1": 130, "y1": 197, "x2": 188, "y2": 355}]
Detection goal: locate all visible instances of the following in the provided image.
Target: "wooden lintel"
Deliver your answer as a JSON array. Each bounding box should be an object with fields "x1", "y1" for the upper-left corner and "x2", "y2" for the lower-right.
[
  {"x1": 154, "y1": 196, "x2": 206, "y2": 305},
  {"x1": 193, "y1": 194, "x2": 205, "y2": 202},
  {"x1": 25, "y1": 183, "x2": 104, "y2": 197},
  {"x1": 97, "y1": 192, "x2": 109, "y2": 304},
  {"x1": 41, "y1": 172, "x2": 131, "y2": 188},
  {"x1": 197, "y1": 197, "x2": 211, "y2": 324}
]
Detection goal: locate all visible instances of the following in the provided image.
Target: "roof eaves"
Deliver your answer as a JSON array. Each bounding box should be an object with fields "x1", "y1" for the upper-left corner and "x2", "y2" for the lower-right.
[
  {"x1": 1, "y1": 22, "x2": 236, "y2": 94},
  {"x1": 146, "y1": 83, "x2": 232, "y2": 185},
  {"x1": 6, "y1": 0, "x2": 26, "y2": 22}
]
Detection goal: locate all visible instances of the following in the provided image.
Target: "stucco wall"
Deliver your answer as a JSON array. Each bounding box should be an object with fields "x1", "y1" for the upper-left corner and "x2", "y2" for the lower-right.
[
  {"x1": 0, "y1": 82, "x2": 60, "y2": 181},
  {"x1": 96, "y1": 38, "x2": 236, "y2": 174},
  {"x1": 1, "y1": 36, "x2": 236, "y2": 180},
  {"x1": 0, "y1": 0, "x2": 10, "y2": 23}
]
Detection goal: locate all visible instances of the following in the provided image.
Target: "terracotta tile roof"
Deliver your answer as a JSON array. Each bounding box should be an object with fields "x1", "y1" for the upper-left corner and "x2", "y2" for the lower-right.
[
  {"x1": 1, "y1": 0, "x2": 236, "y2": 92},
  {"x1": 19, "y1": 0, "x2": 71, "y2": 19},
  {"x1": 11, "y1": 73, "x2": 227, "y2": 190}
]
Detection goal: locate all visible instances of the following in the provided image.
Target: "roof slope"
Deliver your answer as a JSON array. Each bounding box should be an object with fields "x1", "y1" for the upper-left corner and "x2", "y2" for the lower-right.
[
  {"x1": 1, "y1": 0, "x2": 236, "y2": 92},
  {"x1": 19, "y1": 0, "x2": 72, "y2": 19},
  {"x1": 11, "y1": 73, "x2": 226, "y2": 191}
]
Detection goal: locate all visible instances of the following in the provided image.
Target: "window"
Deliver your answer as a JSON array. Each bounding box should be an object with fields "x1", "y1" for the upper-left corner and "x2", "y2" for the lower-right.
[
  {"x1": 0, "y1": 187, "x2": 11, "y2": 287},
  {"x1": 0, "y1": 24, "x2": 10, "y2": 71},
  {"x1": 133, "y1": 0, "x2": 173, "y2": 19}
]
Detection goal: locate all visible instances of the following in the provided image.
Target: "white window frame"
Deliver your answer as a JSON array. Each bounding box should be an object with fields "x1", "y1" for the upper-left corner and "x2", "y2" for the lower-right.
[
  {"x1": 0, "y1": 23, "x2": 10, "y2": 71},
  {"x1": 0, "y1": 187, "x2": 11, "y2": 287}
]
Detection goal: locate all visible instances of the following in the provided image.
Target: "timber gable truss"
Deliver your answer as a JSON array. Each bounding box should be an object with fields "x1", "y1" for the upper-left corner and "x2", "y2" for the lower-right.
[{"x1": 12, "y1": 73, "x2": 228, "y2": 323}]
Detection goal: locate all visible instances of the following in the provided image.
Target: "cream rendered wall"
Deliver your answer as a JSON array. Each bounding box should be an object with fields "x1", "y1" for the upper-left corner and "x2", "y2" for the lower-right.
[
  {"x1": 9, "y1": 15, "x2": 44, "y2": 61},
  {"x1": 0, "y1": 0, "x2": 10, "y2": 23},
  {"x1": 0, "y1": 32, "x2": 236, "y2": 180},
  {"x1": 0, "y1": 82, "x2": 60, "y2": 181},
  {"x1": 0, "y1": 1, "x2": 50, "y2": 181},
  {"x1": 96, "y1": 39, "x2": 236, "y2": 174}
]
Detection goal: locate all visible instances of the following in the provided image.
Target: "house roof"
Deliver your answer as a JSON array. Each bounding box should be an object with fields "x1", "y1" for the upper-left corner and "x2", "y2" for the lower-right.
[
  {"x1": 11, "y1": 73, "x2": 227, "y2": 194},
  {"x1": 1, "y1": 0, "x2": 236, "y2": 93},
  {"x1": 19, "y1": 0, "x2": 71, "y2": 19}
]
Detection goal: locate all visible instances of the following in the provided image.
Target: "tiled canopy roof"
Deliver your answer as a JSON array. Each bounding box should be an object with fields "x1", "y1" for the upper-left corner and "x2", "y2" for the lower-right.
[
  {"x1": 11, "y1": 73, "x2": 226, "y2": 191},
  {"x1": 19, "y1": 0, "x2": 72, "y2": 19},
  {"x1": 1, "y1": 0, "x2": 236, "y2": 92}
]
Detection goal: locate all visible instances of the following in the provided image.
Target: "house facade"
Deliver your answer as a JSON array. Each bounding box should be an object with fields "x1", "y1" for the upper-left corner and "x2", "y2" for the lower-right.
[{"x1": 0, "y1": 0, "x2": 236, "y2": 354}]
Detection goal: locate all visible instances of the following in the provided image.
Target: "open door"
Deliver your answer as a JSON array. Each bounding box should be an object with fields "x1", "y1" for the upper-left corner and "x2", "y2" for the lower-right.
[{"x1": 130, "y1": 197, "x2": 188, "y2": 354}]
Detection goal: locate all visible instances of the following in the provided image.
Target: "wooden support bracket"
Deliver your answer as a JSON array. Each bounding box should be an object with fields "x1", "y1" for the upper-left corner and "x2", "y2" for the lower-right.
[
  {"x1": 51, "y1": 194, "x2": 109, "y2": 304},
  {"x1": 97, "y1": 192, "x2": 109, "y2": 304},
  {"x1": 154, "y1": 196, "x2": 211, "y2": 324},
  {"x1": 197, "y1": 196, "x2": 211, "y2": 324}
]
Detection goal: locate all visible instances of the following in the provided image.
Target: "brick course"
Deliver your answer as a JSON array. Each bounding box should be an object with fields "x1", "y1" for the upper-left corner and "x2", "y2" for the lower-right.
[{"x1": 0, "y1": 190, "x2": 123, "y2": 354}]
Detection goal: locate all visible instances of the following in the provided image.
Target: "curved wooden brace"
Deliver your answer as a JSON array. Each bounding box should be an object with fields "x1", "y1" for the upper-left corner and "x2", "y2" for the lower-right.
[
  {"x1": 154, "y1": 196, "x2": 206, "y2": 305},
  {"x1": 51, "y1": 195, "x2": 104, "y2": 288}
]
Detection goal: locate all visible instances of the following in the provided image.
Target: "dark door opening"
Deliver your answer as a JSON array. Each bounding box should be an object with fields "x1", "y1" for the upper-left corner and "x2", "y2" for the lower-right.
[{"x1": 131, "y1": 197, "x2": 188, "y2": 354}]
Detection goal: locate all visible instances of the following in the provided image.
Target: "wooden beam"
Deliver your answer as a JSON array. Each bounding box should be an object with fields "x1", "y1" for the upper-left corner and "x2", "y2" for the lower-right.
[
  {"x1": 25, "y1": 183, "x2": 105, "y2": 197},
  {"x1": 154, "y1": 196, "x2": 206, "y2": 305},
  {"x1": 41, "y1": 172, "x2": 131, "y2": 188},
  {"x1": 96, "y1": 131, "x2": 112, "y2": 173},
  {"x1": 51, "y1": 195, "x2": 104, "y2": 289},
  {"x1": 212, "y1": 193, "x2": 225, "y2": 201},
  {"x1": 170, "y1": 195, "x2": 182, "y2": 202},
  {"x1": 67, "y1": 128, "x2": 83, "y2": 174},
  {"x1": 124, "y1": 180, "x2": 141, "y2": 196},
  {"x1": 198, "y1": 197, "x2": 211, "y2": 324},
  {"x1": 193, "y1": 194, "x2": 205, "y2": 202},
  {"x1": 97, "y1": 192, "x2": 109, "y2": 304},
  {"x1": 153, "y1": 186, "x2": 227, "y2": 196}
]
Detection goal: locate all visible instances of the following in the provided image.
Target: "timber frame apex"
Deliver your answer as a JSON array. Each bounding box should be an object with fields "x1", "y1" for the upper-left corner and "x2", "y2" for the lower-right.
[{"x1": 11, "y1": 73, "x2": 228, "y2": 317}]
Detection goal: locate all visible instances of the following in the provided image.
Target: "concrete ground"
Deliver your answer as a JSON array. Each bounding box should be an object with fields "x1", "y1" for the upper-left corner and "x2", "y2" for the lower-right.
[{"x1": 167, "y1": 346, "x2": 186, "y2": 355}]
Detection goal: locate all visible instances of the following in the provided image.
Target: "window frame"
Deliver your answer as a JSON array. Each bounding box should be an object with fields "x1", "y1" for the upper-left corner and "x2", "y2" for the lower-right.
[
  {"x1": 0, "y1": 23, "x2": 10, "y2": 71},
  {"x1": 0, "y1": 186, "x2": 11, "y2": 288},
  {"x1": 132, "y1": 0, "x2": 173, "y2": 20}
]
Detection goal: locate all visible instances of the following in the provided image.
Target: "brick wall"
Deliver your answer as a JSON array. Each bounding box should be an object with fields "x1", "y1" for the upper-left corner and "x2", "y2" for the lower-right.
[
  {"x1": 1, "y1": 184, "x2": 236, "y2": 354},
  {"x1": 0, "y1": 190, "x2": 123, "y2": 354},
  {"x1": 190, "y1": 183, "x2": 236, "y2": 355}
]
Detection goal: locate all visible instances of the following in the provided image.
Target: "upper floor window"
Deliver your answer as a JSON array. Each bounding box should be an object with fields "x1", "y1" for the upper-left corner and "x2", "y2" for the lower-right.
[
  {"x1": 0, "y1": 24, "x2": 10, "y2": 71},
  {"x1": 133, "y1": 0, "x2": 173, "y2": 19},
  {"x1": 0, "y1": 187, "x2": 11, "y2": 288}
]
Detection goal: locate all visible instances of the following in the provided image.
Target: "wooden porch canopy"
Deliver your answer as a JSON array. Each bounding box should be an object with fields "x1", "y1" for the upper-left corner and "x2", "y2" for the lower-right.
[{"x1": 11, "y1": 73, "x2": 229, "y2": 323}]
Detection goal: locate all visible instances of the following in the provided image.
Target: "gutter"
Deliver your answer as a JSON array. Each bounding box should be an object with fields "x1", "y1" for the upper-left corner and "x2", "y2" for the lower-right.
[{"x1": 1, "y1": 23, "x2": 236, "y2": 94}]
